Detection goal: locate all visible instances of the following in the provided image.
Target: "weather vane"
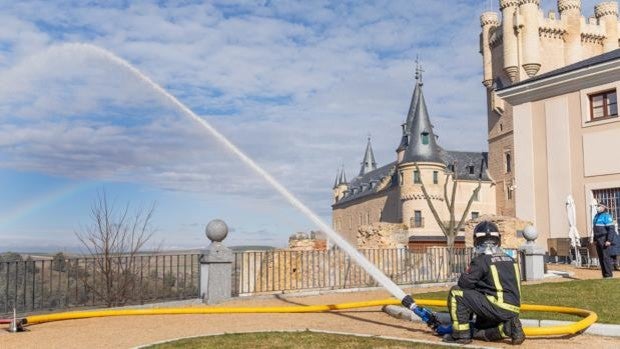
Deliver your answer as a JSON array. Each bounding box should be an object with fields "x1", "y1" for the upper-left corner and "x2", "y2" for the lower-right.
[{"x1": 415, "y1": 55, "x2": 424, "y2": 84}]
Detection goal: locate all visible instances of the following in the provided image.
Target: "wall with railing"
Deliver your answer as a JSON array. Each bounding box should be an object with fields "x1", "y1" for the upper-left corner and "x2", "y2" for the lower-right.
[
  {"x1": 1, "y1": 248, "x2": 519, "y2": 316},
  {"x1": 0, "y1": 254, "x2": 200, "y2": 316},
  {"x1": 232, "y1": 247, "x2": 492, "y2": 296}
]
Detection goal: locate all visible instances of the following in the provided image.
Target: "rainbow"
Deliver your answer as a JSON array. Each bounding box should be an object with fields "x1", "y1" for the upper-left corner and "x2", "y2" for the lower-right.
[{"x1": 0, "y1": 181, "x2": 90, "y2": 227}]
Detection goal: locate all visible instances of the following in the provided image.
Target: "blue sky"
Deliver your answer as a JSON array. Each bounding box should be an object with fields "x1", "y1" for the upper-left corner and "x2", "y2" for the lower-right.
[{"x1": 0, "y1": 0, "x2": 603, "y2": 252}]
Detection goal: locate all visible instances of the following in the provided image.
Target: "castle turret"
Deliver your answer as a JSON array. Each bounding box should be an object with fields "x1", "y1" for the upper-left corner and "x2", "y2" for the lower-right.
[
  {"x1": 559, "y1": 0, "x2": 583, "y2": 64},
  {"x1": 333, "y1": 167, "x2": 348, "y2": 203},
  {"x1": 358, "y1": 137, "x2": 377, "y2": 176},
  {"x1": 519, "y1": 0, "x2": 542, "y2": 77},
  {"x1": 402, "y1": 78, "x2": 443, "y2": 164},
  {"x1": 398, "y1": 73, "x2": 447, "y2": 230},
  {"x1": 500, "y1": 0, "x2": 520, "y2": 82},
  {"x1": 595, "y1": 2, "x2": 619, "y2": 52},
  {"x1": 480, "y1": 12, "x2": 500, "y2": 87}
]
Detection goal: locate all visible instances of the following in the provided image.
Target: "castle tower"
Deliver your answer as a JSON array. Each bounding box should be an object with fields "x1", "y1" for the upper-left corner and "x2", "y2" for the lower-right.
[
  {"x1": 520, "y1": 0, "x2": 542, "y2": 77},
  {"x1": 559, "y1": 0, "x2": 583, "y2": 64},
  {"x1": 359, "y1": 137, "x2": 377, "y2": 176},
  {"x1": 398, "y1": 71, "x2": 447, "y2": 230},
  {"x1": 595, "y1": 1, "x2": 619, "y2": 52},
  {"x1": 332, "y1": 166, "x2": 348, "y2": 204},
  {"x1": 500, "y1": 1, "x2": 520, "y2": 82},
  {"x1": 481, "y1": 11, "x2": 500, "y2": 87},
  {"x1": 480, "y1": 0, "x2": 620, "y2": 217}
]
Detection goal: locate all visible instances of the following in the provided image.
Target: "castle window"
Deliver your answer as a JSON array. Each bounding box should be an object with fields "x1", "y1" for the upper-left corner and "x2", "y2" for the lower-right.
[
  {"x1": 399, "y1": 171, "x2": 404, "y2": 185},
  {"x1": 448, "y1": 164, "x2": 455, "y2": 172},
  {"x1": 505, "y1": 152, "x2": 512, "y2": 173},
  {"x1": 589, "y1": 89, "x2": 617, "y2": 121},
  {"x1": 433, "y1": 171, "x2": 438, "y2": 184},
  {"x1": 467, "y1": 165, "x2": 475, "y2": 175},
  {"x1": 471, "y1": 211, "x2": 479, "y2": 220},
  {"x1": 413, "y1": 170, "x2": 421, "y2": 184},
  {"x1": 507, "y1": 183, "x2": 513, "y2": 200},
  {"x1": 421, "y1": 132, "x2": 429, "y2": 145},
  {"x1": 473, "y1": 190, "x2": 479, "y2": 201},
  {"x1": 411, "y1": 210, "x2": 423, "y2": 228}
]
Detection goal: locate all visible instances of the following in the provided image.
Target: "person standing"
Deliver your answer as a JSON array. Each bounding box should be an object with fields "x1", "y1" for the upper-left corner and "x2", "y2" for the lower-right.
[{"x1": 593, "y1": 203, "x2": 617, "y2": 278}]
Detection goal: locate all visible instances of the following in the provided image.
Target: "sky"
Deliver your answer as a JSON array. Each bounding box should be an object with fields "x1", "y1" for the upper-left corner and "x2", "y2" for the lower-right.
[{"x1": 0, "y1": 0, "x2": 603, "y2": 252}]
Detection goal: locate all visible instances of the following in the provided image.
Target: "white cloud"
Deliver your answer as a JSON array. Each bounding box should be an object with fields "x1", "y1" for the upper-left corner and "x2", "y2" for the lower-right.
[{"x1": 0, "y1": 0, "x2": 500, "y2": 230}]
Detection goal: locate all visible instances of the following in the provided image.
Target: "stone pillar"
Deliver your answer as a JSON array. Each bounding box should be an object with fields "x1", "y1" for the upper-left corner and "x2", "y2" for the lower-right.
[
  {"x1": 500, "y1": 0, "x2": 521, "y2": 82},
  {"x1": 519, "y1": 0, "x2": 542, "y2": 77},
  {"x1": 200, "y1": 219, "x2": 234, "y2": 304},
  {"x1": 595, "y1": 2, "x2": 619, "y2": 52},
  {"x1": 559, "y1": 0, "x2": 583, "y2": 64},
  {"x1": 518, "y1": 225, "x2": 545, "y2": 281},
  {"x1": 480, "y1": 12, "x2": 500, "y2": 88}
]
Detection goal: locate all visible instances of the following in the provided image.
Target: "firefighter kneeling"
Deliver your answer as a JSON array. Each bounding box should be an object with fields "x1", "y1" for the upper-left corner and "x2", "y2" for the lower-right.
[{"x1": 444, "y1": 221, "x2": 525, "y2": 345}]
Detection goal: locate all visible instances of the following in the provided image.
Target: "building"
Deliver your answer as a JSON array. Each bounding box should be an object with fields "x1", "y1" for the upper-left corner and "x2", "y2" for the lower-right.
[
  {"x1": 479, "y1": 0, "x2": 619, "y2": 217},
  {"x1": 497, "y1": 48, "x2": 620, "y2": 247},
  {"x1": 331, "y1": 71, "x2": 496, "y2": 248},
  {"x1": 479, "y1": 0, "x2": 620, "y2": 248}
]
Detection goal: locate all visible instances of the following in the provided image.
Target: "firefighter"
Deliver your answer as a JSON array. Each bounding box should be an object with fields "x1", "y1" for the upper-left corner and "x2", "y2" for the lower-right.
[{"x1": 443, "y1": 221, "x2": 525, "y2": 345}]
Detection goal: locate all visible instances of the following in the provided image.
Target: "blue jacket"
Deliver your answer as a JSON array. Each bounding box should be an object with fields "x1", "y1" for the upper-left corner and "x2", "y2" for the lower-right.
[{"x1": 594, "y1": 212, "x2": 620, "y2": 256}]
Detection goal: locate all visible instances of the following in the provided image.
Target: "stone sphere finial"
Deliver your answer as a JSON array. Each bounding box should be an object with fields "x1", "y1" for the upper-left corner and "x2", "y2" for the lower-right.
[
  {"x1": 480, "y1": 12, "x2": 500, "y2": 27},
  {"x1": 595, "y1": 2, "x2": 618, "y2": 18},
  {"x1": 558, "y1": 0, "x2": 581, "y2": 13},
  {"x1": 205, "y1": 219, "x2": 228, "y2": 242},
  {"x1": 522, "y1": 225, "x2": 538, "y2": 243}
]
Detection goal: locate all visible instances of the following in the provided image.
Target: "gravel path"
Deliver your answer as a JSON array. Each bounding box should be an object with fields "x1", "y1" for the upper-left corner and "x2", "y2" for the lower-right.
[{"x1": 1, "y1": 265, "x2": 618, "y2": 349}]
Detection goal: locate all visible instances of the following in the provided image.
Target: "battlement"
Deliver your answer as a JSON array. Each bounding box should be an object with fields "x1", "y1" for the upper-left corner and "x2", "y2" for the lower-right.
[{"x1": 480, "y1": 0, "x2": 619, "y2": 85}]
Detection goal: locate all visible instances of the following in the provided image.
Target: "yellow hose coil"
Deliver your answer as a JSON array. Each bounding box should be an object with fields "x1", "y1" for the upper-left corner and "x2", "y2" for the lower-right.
[{"x1": 24, "y1": 298, "x2": 597, "y2": 337}]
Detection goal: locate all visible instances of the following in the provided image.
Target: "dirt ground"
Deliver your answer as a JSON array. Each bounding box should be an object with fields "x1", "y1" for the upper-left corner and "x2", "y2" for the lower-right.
[{"x1": 1, "y1": 264, "x2": 618, "y2": 349}]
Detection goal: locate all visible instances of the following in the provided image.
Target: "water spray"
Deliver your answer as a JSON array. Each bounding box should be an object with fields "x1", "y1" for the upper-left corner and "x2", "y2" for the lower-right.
[{"x1": 57, "y1": 44, "x2": 412, "y2": 303}]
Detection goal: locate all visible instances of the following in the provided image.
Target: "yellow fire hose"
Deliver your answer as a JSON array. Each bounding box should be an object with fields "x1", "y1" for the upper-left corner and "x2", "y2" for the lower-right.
[{"x1": 21, "y1": 298, "x2": 596, "y2": 337}]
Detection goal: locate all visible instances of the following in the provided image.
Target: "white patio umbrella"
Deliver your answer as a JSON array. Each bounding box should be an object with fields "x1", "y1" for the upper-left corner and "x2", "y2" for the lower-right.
[
  {"x1": 589, "y1": 198, "x2": 599, "y2": 243},
  {"x1": 566, "y1": 195, "x2": 582, "y2": 266}
]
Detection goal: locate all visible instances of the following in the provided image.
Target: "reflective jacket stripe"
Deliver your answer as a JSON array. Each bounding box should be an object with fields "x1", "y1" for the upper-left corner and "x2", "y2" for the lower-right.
[
  {"x1": 450, "y1": 289, "x2": 470, "y2": 331},
  {"x1": 490, "y1": 265, "x2": 504, "y2": 304},
  {"x1": 514, "y1": 263, "x2": 521, "y2": 297},
  {"x1": 489, "y1": 264, "x2": 520, "y2": 313}
]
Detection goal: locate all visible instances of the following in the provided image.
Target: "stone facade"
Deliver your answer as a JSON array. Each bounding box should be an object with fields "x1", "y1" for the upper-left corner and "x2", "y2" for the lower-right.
[
  {"x1": 332, "y1": 75, "x2": 497, "y2": 248},
  {"x1": 288, "y1": 231, "x2": 327, "y2": 251},
  {"x1": 480, "y1": 0, "x2": 620, "y2": 217},
  {"x1": 464, "y1": 214, "x2": 532, "y2": 249},
  {"x1": 356, "y1": 222, "x2": 408, "y2": 249}
]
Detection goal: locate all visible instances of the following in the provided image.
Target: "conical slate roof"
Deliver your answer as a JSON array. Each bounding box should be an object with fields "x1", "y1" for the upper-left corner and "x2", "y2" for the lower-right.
[
  {"x1": 333, "y1": 166, "x2": 348, "y2": 189},
  {"x1": 339, "y1": 166, "x2": 347, "y2": 184},
  {"x1": 358, "y1": 137, "x2": 377, "y2": 176},
  {"x1": 401, "y1": 79, "x2": 443, "y2": 164}
]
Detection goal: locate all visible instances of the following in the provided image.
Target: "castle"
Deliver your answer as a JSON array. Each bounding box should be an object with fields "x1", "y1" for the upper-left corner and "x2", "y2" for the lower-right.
[
  {"x1": 331, "y1": 69, "x2": 496, "y2": 248},
  {"x1": 480, "y1": 0, "x2": 620, "y2": 250},
  {"x1": 480, "y1": 0, "x2": 619, "y2": 216}
]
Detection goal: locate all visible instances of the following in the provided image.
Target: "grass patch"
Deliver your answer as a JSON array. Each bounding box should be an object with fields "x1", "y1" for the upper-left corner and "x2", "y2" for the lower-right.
[
  {"x1": 147, "y1": 331, "x2": 448, "y2": 349},
  {"x1": 413, "y1": 278, "x2": 620, "y2": 324}
]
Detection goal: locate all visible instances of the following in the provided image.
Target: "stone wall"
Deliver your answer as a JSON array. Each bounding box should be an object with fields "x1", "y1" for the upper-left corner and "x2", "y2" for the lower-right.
[
  {"x1": 356, "y1": 223, "x2": 408, "y2": 249},
  {"x1": 288, "y1": 231, "x2": 327, "y2": 251},
  {"x1": 463, "y1": 214, "x2": 532, "y2": 249}
]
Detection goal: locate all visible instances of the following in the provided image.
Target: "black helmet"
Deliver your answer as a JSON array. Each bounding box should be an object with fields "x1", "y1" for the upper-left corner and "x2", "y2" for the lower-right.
[{"x1": 473, "y1": 221, "x2": 501, "y2": 248}]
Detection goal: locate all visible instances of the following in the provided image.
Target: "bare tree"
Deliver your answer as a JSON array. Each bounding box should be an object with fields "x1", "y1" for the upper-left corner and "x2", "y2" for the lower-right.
[
  {"x1": 414, "y1": 162, "x2": 482, "y2": 272},
  {"x1": 75, "y1": 190, "x2": 156, "y2": 307}
]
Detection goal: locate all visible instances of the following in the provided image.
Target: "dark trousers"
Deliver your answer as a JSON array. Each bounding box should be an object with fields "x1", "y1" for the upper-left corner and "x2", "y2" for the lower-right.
[
  {"x1": 594, "y1": 235, "x2": 614, "y2": 278},
  {"x1": 447, "y1": 286, "x2": 517, "y2": 340}
]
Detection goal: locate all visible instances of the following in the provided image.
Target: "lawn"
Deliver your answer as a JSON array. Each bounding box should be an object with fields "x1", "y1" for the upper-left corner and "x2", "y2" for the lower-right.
[
  {"x1": 413, "y1": 278, "x2": 620, "y2": 324},
  {"x1": 147, "y1": 331, "x2": 448, "y2": 349}
]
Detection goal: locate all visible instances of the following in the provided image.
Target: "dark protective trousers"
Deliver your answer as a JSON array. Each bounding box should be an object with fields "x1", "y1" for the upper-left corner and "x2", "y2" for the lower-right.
[
  {"x1": 594, "y1": 235, "x2": 614, "y2": 278},
  {"x1": 447, "y1": 286, "x2": 517, "y2": 340}
]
